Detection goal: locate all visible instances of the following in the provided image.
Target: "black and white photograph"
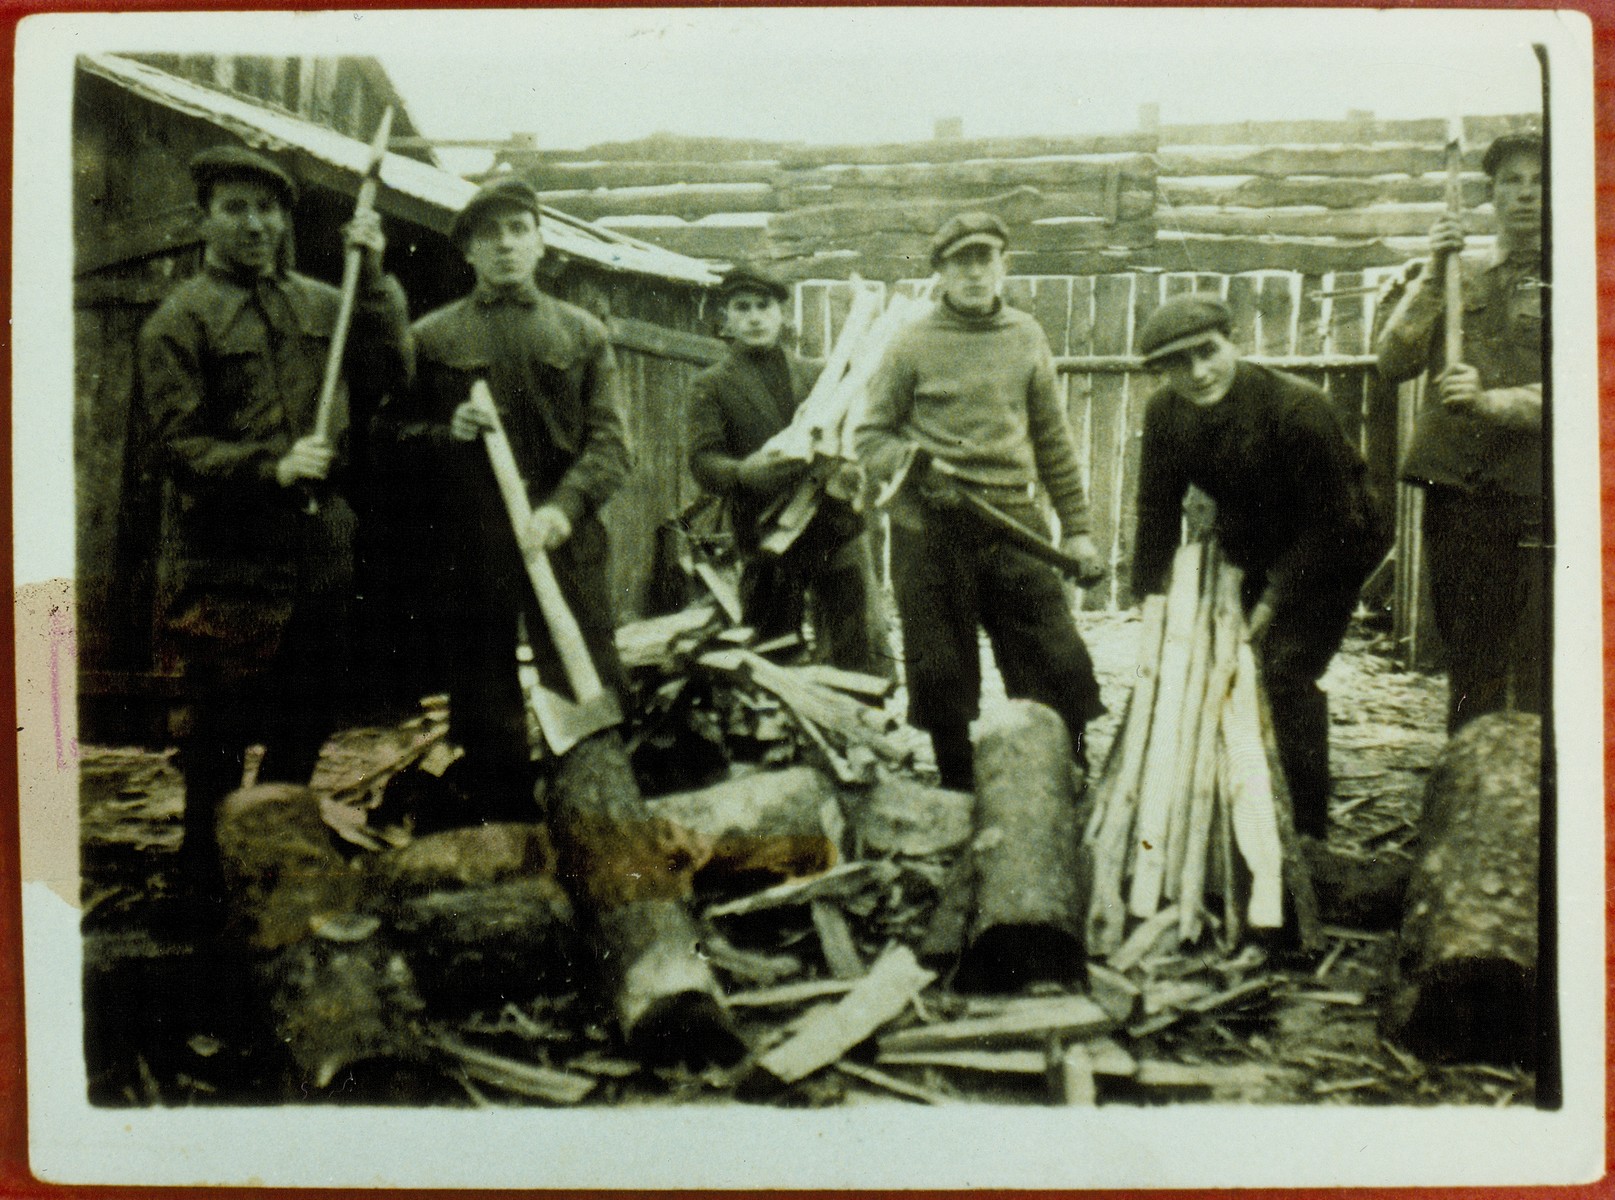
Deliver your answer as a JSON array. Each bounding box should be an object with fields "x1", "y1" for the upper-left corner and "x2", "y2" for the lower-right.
[{"x1": 12, "y1": 6, "x2": 1603, "y2": 1189}]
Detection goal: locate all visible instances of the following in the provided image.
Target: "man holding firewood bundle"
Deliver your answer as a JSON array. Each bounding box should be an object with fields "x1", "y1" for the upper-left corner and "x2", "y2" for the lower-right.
[
  {"x1": 137, "y1": 146, "x2": 409, "y2": 906},
  {"x1": 686, "y1": 264, "x2": 888, "y2": 677},
  {"x1": 1374, "y1": 132, "x2": 1545, "y2": 733},
  {"x1": 856, "y1": 212, "x2": 1107, "y2": 790},
  {"x1": 1132, "y1": 295, "x2": 1389, "y2": 838}
]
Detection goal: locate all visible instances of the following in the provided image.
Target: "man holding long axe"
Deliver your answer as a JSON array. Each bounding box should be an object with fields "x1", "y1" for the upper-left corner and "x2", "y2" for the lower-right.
[
  {"x1": 855, "y1": 212, "x2": 1107, "y2": 789},
  {"x1": 138, "y1": 144, "x2": 410, "y2": 907},
  {"x1": 1376, "y1": 131, "x2": 1546, "y2": 732},
  {"x1": 380, "y1": 178, "x2": 631, "y2": 817}
]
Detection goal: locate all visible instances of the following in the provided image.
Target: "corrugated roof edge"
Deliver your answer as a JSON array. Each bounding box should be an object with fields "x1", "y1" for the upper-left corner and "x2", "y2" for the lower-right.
[{"x1": 79, "y1": 53, "x2": 721, "y2": 287}]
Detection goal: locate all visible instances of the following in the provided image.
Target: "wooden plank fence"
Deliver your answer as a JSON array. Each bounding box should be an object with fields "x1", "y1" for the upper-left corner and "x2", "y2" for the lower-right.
[{"x1": 797, "y1": 269, "x2": 1421, "y2": 637}]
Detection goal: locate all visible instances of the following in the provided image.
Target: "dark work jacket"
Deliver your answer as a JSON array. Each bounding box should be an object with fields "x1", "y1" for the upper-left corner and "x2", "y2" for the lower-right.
[
  {"x1": 1375, "y1": 253, "x2": 1544, "y2": 499},
  {"x1": 1133, "y1": 362, "x2": 1389, "y2": 605},
  {"x1": 686, "y1": 343, "x2": 861, "y2": 550},
  {"x1": 137, "y1": 259, "x2": 411, "y2": 667}
]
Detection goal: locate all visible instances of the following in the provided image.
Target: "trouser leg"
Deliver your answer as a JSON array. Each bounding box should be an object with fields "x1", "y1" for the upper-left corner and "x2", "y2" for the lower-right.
[
  {"x1": 1254, "y1": 583, "x2": 1354, "y2": 838},
  {"x1": 808, "y1": 532, "x2": 893, "y2": 678},
  {"x1": 977, "y1": 539, "x2": 1105, "y2": 771},
  {"x1": 739, "y1": 554, "x2": 805, "y2": 646},
  {"x1": 1423, "y1": 488, "x2": 1535, "y2": 733},
  {"x1": 889, "y1": 506, "x2": 983, "y2": 736},
  {"x1": 443, "y1": 584, "x2": 536, "y2": 820}
]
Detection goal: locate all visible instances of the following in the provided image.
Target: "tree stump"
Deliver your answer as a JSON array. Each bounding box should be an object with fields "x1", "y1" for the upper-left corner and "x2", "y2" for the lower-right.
[
  {"x1": 1384, "y1": 713, "x2": 1541, "y2": 1065},
  {"x1": 956, "y1": 701, "x2": 1090, "y2": 991},
  {"x1": 549, "y1": 732, "x2": 745, "y2": 1064},
  {"x1": 215, "y1": 785, "x2": 428, "y2": 1091}
]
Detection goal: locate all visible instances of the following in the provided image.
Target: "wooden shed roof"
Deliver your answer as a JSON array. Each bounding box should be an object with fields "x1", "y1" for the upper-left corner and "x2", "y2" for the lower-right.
[{"x1": 79, "y1": 53, "x2": 721, "y2": 287}]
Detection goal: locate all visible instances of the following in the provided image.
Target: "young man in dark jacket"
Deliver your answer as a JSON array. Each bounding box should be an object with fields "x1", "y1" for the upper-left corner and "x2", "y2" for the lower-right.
[
  {"x1": 1375, "y1": 132, "x2": 1545, "y2": 732},
  {"x1": 856, "y1": 213, "x2": 1106, "y2": 789},
  {"x1": 686, "y1": 265, "x2": 886, "y2": 676},
  {"x1": 1132, "y1": 295, "x2": 1389, "y2": 837},
  {"x1": 138, "y1": 145, "x2": 410, "y2": 900},
  {"x1": 378, "y1": 177, "x2": 631, "y2": 816}
]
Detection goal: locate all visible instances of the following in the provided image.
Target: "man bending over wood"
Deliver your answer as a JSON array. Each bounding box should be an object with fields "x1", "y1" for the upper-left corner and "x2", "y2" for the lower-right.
[
  {"x1": 686, "y1": 264, "x2": 888, "y2": 677},
  {"x1": 138, "y1": 146, "x2": 410, "y2": 910},
  {"x1": 1131, "y1": 295, "x2": 1389, "y2": 838},
  {"x1": 378, "y1": 177, "x2": 631, "y2": 817},
  {"x1": 855, "y1": 212, "x2": 1106, "y2": 789}
]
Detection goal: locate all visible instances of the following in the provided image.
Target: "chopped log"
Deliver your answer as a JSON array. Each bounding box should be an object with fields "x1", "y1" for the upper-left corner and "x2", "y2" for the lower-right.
[
  {"x1": 215, "y1": 785, "x2": 426, "y2": 1089},
  {"x1": 811, "y1": 900, "x2": 866, "y2": 979},
  {"x1": 548, "y1": 732, "x2": 743, "y2": 1064},
  {"x1": 958, "y1": 700, "x2": 1089, "y2": 991},
  {"x1": 850, "y1": 773, "x2": 974, "y2": 858},
  {"x1": 1163, "y1": 204, "x2": 1494, "y2": 240},
  {"x1": 1130, "y1": 542, "x2": 1204, "y2": 917},
  {"x1": 388, "y1": 877, "x2": 580, "y2": 1012},
  {"x1": 1155, "y1": 143, "x2": 1488, "y2": 180},
  {"x1": 367, "y1": 823, "x2": 557, "y2": 895},
  {"x1": 878, "y1": 995, "x2": 1117, "y2": 1054},
  {"x1": 752, "y1": 945, "x2": 936, "y2": 1086},
  {"x1": 645, "y1": 766, "x2": 837, "y2": 841},
  {"x1": 1088, "y1": 594, "x2": 1169, "y2": 954},
  {"x1": 1385, "y1": 713, "x2": 1541, "y2": 1065}
]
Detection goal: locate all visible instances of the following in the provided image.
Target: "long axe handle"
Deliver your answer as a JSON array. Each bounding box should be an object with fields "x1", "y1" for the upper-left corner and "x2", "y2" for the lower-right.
[
  {"x1": 472, "y1": 380, "x2": 607, "y2": 704},
  {"x1": 311, "y1": 106, "x2": 395, "y2": 444}
]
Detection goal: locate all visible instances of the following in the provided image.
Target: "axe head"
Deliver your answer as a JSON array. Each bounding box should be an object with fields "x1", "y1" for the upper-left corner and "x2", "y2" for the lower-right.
[{"x1": 527, "y1": 680, "x2": 622, "y2": 757}]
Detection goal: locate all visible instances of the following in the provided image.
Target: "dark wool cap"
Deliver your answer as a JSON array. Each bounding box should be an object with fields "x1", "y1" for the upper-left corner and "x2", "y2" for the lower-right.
[
  {"x1": 929, "y1": 211, "x2": 1009, "y2": 268},
  {"x1": 1138, "y1": 295, "x2": 1234, "y2": 365},
  {"x1": 190, "y1": 145, "x2": 298, "y2": 210},
  {"x1": 716, "y1": 264, "x2": 789, "y2": 303},
  {"x1": 451, "y1": 176, "x2": 544, "y2": 246},
  {"x1": 1482, "y1": 131, "x2": 1543, "y2": 179}
]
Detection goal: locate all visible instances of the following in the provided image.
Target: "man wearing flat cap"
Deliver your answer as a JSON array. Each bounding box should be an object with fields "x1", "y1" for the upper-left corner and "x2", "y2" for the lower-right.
[
  {"x1": 856, "y1": 212, "x2": 1106, "y2": 789},
  {"x1": 1132, "y1": 294, "x2": 1388, "y2": 838},
  {"x1": 137, "y1": 144, "x2": 409, "y2": 905},
  {"x1": 685, "y1": 264, "x2": 887, "y2": 675},
  {"x1": 1375, "y1": 132, "x2": 1545, "y2": 732},
  {"x1": 378, "y1": 176, "x2": 631, "y2": 815}
]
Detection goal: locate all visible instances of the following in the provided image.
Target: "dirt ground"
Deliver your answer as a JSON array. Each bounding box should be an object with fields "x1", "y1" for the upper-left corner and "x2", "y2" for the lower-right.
[{"x1": 77, "y1": 610, "x2": 1537, "y2": 1109}]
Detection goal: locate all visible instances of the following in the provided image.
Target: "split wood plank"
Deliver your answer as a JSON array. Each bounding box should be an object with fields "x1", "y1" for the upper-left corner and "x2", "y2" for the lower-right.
[
  {"x1": 811, "y1": 900, "x2": 866, "y2": 980},
  {"x1": 1107, "y1": 903, "x2": 1181, "y2": 974},
  {"x1": 879, "y1": 1038, "x2": 1136, "y2": 1078},
  {"x1": 430, "y1": 1035, "x2": 597, "y2": 1105},
  {"x1": 706, "y1": 860, "x2": 900, "y2": 920},
  {"x1": 878, "y1": 995, "x2": 1117, "y2": 1055},
  {"x1": 725, "y1": 979, "x2": 857, "y2": 1009},
  {"x1": 755, "y1": 945, "x2": 936, "y2": 1085},
  {"x1": 1129, "y1": 541, "x2": 1205, "y2": 917},
  {"x1": 1057, "y1": 1042, "x2": 1098, "y2": 1106},
  {"x1": 1221, "y1": 641, "x2": 1286, "y2": 928},
  {"x1": 834, "y1": 1060, "x2": 951, "y2": 1105}
]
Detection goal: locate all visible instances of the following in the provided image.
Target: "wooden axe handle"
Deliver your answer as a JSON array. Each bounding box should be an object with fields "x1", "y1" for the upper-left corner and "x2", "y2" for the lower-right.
[{"x1": 472, "y1": 380, "x2": 606, "y2": 703}]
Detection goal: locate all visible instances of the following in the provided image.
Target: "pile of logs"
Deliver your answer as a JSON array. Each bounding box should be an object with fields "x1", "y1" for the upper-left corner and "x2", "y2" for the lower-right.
[
  {"x1": 1085, "y1": 541, "x2": 1319, "y2": 959},
  {"x1": 758, "y1": 277, "x2": 935, "y2": 555}
]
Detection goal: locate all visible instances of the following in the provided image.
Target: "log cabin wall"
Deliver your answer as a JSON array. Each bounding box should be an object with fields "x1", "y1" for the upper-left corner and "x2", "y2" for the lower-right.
[{"x1": 73, "y1": 59, "x2": 721, "y2": 742}]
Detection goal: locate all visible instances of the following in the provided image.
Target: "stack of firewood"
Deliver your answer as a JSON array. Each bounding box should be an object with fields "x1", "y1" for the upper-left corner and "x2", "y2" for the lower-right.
[
  {"x1": 758, "y1": 277, "x2": 936, "y2": 555},
  {"x1": 1085, "y1": 540, "x2": 1319, "y2": 958}
]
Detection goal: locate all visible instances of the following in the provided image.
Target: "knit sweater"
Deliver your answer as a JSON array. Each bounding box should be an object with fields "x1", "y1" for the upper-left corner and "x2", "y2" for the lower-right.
[{"x1": 855, "y1": 299, "x2": 1090, "y2": 535}]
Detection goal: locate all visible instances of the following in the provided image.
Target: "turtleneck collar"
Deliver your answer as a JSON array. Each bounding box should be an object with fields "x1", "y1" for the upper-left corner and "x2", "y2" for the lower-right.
[
  {"x1": 939, "y1": 294, "x2": 1006, "y2": 325},
  {"x1": 473, "y1": 278, "x2": 544, "y2": 307}
]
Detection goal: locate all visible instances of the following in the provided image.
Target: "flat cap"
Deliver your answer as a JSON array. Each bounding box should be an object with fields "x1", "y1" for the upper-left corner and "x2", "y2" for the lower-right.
[
  {"x1": 1482, "y1": 131, "x2": 1542, "y2": 178},
  {"x1": 716, "y1": 263, "x2": 789, "y2": 303},
  {"x1": 451, "y1": 176, "x2": 544, "y2": 246},
  {"x1": 1138, "y1": 295, "x2": 1234, "y2": 365},
  {"x1": 929, "y1": 211, "x2": 1009, "y2": 268},
  {"x1": 190, "y1": 145, "x2": 298, "y2": 209}
]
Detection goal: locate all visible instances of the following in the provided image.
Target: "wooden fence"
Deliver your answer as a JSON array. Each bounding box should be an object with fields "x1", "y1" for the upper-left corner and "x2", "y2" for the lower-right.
[{"x1": 795, "y1": 267, "x2": 1409, "y2": 616}]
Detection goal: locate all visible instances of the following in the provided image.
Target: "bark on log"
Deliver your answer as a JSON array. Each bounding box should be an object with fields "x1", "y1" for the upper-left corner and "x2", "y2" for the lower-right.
[
  {"x1": 215, "y1": 785, "x2": 426, "y2": 1089},
  {"x1": 1385, "y1": 713, "x2": 1541, "y2": 1065},
  {"x1": 957, "y1": 701, "x2": 1090, "y2": 992},
  {"x1": 549, "y1": 732, "x2": 744, "y2": 1064}
]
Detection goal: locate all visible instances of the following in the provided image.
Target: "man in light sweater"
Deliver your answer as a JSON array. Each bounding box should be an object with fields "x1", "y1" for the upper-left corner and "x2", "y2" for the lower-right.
[{"x1": 856, "y1": 213, "x2": 1106, "y2": 789}]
